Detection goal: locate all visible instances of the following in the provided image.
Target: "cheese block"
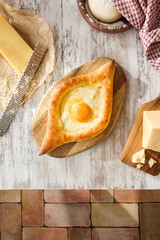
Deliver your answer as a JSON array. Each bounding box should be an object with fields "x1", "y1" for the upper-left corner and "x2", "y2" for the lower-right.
[
  {"x1": 136, "y1": 163, "x2": 143, "y2": 170},
  {"x1": 132, "y1": 149, "x2": 145, "y2": 164},
  {"x1": 0, "y1": 15, "x2": 33, "y2": 75},
  {"x1": 142, "y1": 111, "x2": 160, "y2": 152},
  {"x1": 148, "y1": 158, "x2": 157, "y2": 168}
]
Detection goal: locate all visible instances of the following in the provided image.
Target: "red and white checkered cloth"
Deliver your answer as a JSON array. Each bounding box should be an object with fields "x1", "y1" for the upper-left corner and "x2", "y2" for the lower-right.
[{"x1": 111, "y1": 0, "x2": 160, "y2": 71}]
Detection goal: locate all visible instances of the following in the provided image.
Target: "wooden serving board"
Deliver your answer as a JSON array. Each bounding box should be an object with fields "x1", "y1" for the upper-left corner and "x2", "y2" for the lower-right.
[
  {"x1": 121, "y1": 96, "x2": 160, "y2": 176},
  {"x1": 32, "y1": 57, "x2": 127, "y2": 158}
]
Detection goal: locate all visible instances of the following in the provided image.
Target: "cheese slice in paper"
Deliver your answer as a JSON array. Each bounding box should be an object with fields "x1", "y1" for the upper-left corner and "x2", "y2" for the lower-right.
[{"x1": 0, "y1": 14, "x2": 33, "y2": 75}]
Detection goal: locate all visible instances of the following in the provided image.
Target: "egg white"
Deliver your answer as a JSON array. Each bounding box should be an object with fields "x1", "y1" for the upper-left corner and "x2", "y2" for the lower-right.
[{"x1": 60, "y1": 86, "x2": 101, "y2": 131}]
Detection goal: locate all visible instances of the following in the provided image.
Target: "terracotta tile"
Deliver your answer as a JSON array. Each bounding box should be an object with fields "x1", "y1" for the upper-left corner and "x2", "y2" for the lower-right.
[
  {"x1": 140, "y1": 203, "x2": 160, "y2": 240},
  {"x1": 22, "y1": 190, "x2": 44, "y2": 226},
  {"x1": 23, "y1": 228, "x2": 67, "y2": 240},
  {"x1": 69, "y1": 228, "x2": 91, "y2": 240},
  {"x1": 0, "y1": 190, "x2": 21, "y2": 202},
  {"x1": 92, "y1": 203, "x2": 139, "y2": 227},
  {"x1": 92, "y1": 228, "x2": 140, "y2": 240},
  {"x1": 115, "y1": 190, "x2": 160, "y2": 202},
  {"x1": 91, "y1": 190, "x2": 113, "y2": 202},
  {"x1": 0, "y1": 203, "x2": 21, "y2": 240},
  {"x1": 44, "y1": 190, "x2": 90, "y2": 203},
  {"x1": 45, "y1": 204, "x2": 90, "y2": 227}
]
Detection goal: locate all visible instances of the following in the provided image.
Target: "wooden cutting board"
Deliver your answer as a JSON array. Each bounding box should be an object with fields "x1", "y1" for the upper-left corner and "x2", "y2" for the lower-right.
[
  {"x1": 32, "y1": 57, "x2": 127, "y2": 158},
  {"x1": 121, "y1": 95, "x2": 160, "y2": 176}
]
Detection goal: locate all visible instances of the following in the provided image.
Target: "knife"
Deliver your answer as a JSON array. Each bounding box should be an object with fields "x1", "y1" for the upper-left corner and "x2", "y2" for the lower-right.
[{"x1": 0, "y1": 42, "x2": 47, "y2": 136}]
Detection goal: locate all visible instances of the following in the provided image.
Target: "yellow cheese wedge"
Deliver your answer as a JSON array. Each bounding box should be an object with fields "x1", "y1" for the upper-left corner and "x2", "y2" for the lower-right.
[
  {"x1": 142, "y1": 111, "x2": 160, "y2": 152},
  {"x1": 0, "y1": 15, "x2": 33, "y2": 75}
]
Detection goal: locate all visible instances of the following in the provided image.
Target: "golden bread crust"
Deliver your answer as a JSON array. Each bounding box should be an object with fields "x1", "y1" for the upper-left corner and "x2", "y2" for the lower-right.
[{"x1": 40, "y1": 60, "x2": 115, "y2": 155}]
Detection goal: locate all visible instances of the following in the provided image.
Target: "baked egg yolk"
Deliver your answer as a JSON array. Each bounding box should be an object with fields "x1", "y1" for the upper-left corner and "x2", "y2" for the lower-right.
[
  {"x1": 69, "y1": 99, "x2": 92, "y2": 122},
  {"x1": 71, "y1": 102, "x2": 92, "y2": 122}
]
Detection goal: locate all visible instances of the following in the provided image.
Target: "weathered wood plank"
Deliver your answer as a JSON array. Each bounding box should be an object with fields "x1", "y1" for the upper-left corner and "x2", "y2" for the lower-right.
[{"x1": 0, "y1": 0, "x2": 160, "y2": 189}]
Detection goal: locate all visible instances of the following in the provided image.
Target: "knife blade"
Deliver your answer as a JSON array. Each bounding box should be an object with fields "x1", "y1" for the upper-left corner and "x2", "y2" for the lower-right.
[{"x1": 0, "y1": 42, "x2": 47, "y2": 136}]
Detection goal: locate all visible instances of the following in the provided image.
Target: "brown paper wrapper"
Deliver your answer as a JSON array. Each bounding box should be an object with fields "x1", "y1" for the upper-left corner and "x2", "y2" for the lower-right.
[{"x1": 0, "y1": 1, "x2": 55, "y2": 111}]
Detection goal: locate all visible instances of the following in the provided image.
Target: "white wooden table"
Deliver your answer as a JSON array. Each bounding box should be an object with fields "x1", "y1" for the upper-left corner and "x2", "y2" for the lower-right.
[{"x1": 1, "y1": 0, "x2": 160, "y2": 189}]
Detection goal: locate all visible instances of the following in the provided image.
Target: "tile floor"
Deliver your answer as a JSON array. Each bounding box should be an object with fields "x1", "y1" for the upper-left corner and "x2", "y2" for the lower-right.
[{"x1": 0, "y1": 190, "x2": 160, "y2": 240}]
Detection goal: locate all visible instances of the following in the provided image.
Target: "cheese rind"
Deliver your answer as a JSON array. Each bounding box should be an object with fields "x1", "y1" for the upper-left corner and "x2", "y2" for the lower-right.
[
  {"x1": 142, "y1": 111, "x2": 160, "y2": 152},
  {"x1": 0, "y1": 15, "x2": 33, "y2": 75},
  {"x1": 132, "y1": 149, "x2": 145, "y2": 164}
]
